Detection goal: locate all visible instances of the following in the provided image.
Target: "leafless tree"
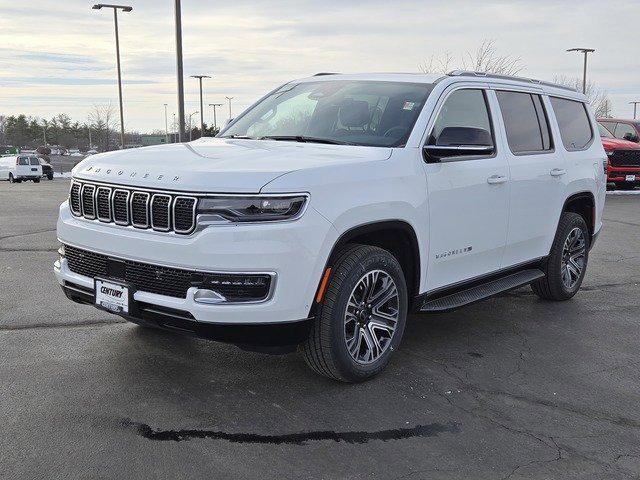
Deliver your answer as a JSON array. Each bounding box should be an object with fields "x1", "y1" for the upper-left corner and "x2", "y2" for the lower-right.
[
  {"x1": 553, "y1": 75, "x2": 611, "y2": 118},
  {"x1": 88, "y1": 102, "x2": 117, "y2": 151},
  {"x1": 420, "y1": 39, "x2": 524, "y2": 76}
]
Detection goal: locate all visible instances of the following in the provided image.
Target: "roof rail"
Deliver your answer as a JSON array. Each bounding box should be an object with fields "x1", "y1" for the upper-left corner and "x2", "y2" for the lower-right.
[
  {"x1": 447, "y1": 70, "x2": 577, "y2": 92},
  {"x1": 313, "y1": 72, "x2": 339, "y2": 76}
]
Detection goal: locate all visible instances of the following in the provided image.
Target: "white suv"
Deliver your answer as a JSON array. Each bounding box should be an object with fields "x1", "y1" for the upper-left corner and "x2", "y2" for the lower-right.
[{"x1": 54, "y1": 72, "x2": 606, "y2": 382}]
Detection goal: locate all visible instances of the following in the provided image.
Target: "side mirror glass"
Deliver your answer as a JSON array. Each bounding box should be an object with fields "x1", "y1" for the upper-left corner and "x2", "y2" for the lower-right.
[{"x1": 623, "y1": 132, "x2": 639, "y2": 143}]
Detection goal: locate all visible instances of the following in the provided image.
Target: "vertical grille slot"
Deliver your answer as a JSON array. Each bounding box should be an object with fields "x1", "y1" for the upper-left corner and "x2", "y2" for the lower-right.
[
  {"x1": 112, "y1": 189, "x2": 130, "y2": 225},
  {"x1": 130, "y1": 192, "x2": 150, "y2": 228},
  {"x1": 81, "y1": 184, "x2": 96, "y2": 219},
  {"x1": 151, "y1": 194, "x2": 172, "y2": 231},
  {"x1": 96, "y1": 187, "x2": 112, "y2": 222},
  {"x1": 69, "y1": 182, "x2": 82, "y2": 216},
  {"x1": 173, "y1": 196, "x2": 197, "y2": 234}
]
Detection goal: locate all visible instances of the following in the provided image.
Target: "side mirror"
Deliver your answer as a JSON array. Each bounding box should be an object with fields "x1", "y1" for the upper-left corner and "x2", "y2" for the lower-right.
[
  {"x1": 423, "y1": 126, "x2": 494, "y2": 163},
  {"x1": 623, "y1": 132, "x2": 639, "y2": 143}
]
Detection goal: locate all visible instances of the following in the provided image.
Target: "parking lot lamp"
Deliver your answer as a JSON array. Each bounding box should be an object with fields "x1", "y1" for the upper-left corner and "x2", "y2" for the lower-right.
[
  {"x1": 630, "y1": 102, "x2": 640, "y2": 120},
  {"x1": 187, "y1": 111, "x2": 199, "y2": 141},
  {"x1": 566, "y1": 48, "x2": 595, "y2": 94},
  {"x1": 208, "y1": 103, "x2": 223, "y2": 130},
  {"x1": 191, "y1": 75, "x2": 211, "y2": 136},
  {"x1": 174, "y1": 0, "x2": 186, "y2": 142},
  {"x1": 163, "y1": 104, "x2": 169, "y2": 143},
  {"x1": 92, "y1": 4, "x2": 132, "y2": 149}
]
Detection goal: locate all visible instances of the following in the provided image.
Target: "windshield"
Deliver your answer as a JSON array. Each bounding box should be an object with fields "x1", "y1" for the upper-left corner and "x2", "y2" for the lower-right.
[
  {"x1": 597, "y1": 123, "x2": 614, "y2": 138},
  {"x1": 221, "y1": 80, "x2": 434, "y2": 147}
]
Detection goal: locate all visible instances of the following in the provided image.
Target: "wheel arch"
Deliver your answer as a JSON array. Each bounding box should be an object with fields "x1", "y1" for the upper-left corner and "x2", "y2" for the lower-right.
[
  {"x1": 561, "y1": 191, "x2": 596, "y2": 240},
  {"x1": 310, "y1": 220, "x2": 421, "y2": 317}
]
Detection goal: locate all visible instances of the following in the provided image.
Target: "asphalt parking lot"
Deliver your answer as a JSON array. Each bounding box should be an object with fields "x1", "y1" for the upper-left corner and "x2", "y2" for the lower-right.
[{"x1": 1, "y1": 179, "x2": 639, "y2": 480}]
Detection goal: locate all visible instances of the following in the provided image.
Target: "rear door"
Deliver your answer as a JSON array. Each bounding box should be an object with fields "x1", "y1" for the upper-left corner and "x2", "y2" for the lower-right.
[
  {"x1": 28, "y1": 156, "x2": 42, "y2": 176},
  {"x1": 15, "y1": 156, "x2": 31, "y2": 177},
  {"x1": 423, "y1": 85, "x2": 510, "y2": 290},
  {"x1": 492, "y1": 88, "x2": 567, "y2": 267}
]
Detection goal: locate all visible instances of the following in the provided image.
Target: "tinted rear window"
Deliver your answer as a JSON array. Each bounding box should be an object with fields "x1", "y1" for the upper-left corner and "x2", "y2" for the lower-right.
[
  {"x1": 29, "y1": 157, "x2": 39, "y2": 165},
  {"x1": 496, "y1": 91, "x2": 553, "y2": 154},
  {"x1": 18, "y1": 157, "x2": 29, "y2": 165},
  {"x1": 550, "y1": 97, "x2": 593, "y2": 151}
]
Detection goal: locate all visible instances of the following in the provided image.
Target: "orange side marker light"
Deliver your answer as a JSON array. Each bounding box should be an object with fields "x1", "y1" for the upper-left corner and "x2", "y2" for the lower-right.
[{"x1": 315, "y1": 268, "x2": 332, "y2": 303}]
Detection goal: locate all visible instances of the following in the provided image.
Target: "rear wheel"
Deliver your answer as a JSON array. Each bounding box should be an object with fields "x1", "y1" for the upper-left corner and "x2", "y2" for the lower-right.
[
  {"x1": 532, "y1": 212, "x2": 589, "y2": 301},
  {"x1": 33, "y1": 178, "x2": 40, "y2": 183},
  {"x1": 301, "y1": 245, "x2": 408, "y2": 382},
  {"x1": 8, "y1": 173, "x2": 15, "y2": 183}
]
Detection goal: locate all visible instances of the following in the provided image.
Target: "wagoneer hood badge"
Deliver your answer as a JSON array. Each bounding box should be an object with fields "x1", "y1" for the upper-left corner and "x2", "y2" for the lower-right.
[{"x1": 72, "y1": 138, "x2": 392, "y2": 194}]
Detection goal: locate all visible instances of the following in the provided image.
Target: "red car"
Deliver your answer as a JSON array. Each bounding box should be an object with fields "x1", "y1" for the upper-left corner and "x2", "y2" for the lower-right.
[
  {"x1": 598, "y1": 123, "x2": 640, "y2": 190},
  {"x1": 598, "y1": 118, "x2": 640, "y2": 144}
]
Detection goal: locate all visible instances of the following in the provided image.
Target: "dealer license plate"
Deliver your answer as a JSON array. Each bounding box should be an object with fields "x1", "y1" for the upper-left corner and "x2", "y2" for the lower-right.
[
  {"x1": 626, "y1": 175, "x2": 637, "y2": 182},
  {"x1": 95, "y1": 279, "x2": 129, "y2": 314}
]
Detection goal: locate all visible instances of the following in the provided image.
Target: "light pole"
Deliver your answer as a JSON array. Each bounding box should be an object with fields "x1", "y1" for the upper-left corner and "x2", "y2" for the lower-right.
[
  {"x1": 630, "y1": 102, "x2": 640, "y2": 120},
  {"x1": 163, "y1": 104, "x2": 169, "y2": 143},
  {"x1": 87, "y1": 117, "x2": 93, "y2": 149},
  {"x1": 566, "y1": 48, "x2": 595, "y2": 94},
  {"x1": 191, "y1": 75, "x2": 210, "y2": 136},
  {"x1": 187, "y1": 111, "x2": 199, "y2": 141},
  {"x1": 174, "y1": 0, "x2": 185, "y2": 142},
  {"x1": 225, "y1": 96, "x2": 234, "y2": 121},
  {"x1": 92, "y1": 4, "x2": 132, "y2": 149},
  {"x1": 208, "y1": 103, "x2": 223, "y2": 130}
]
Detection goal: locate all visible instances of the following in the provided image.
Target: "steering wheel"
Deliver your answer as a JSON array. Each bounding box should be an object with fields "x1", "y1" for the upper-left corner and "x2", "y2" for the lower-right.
[{"x1": 383, "y1": 126, "x2": 407, "y2": 138}]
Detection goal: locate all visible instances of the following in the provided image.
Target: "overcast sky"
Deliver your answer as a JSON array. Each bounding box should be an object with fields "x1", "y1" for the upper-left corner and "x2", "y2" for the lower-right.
[{"x1": 0, "y1": 0, "x2": 638, "y2": 132}]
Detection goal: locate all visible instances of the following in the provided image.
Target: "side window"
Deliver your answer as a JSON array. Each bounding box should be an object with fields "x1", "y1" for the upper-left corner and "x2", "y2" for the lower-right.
[
  {"x1": 614, "y1": 123, "x2": 638, "y2": 141},
  {"x1": 18, "y1": 157, "x2": 29, "y2": 165},
  {"x1": 600, "y1": 121, "x2": 616, "y2": 134},
  {"x1": 429, "y1": 89, "x2": 494, "y2": 148},
  {"x1": 496, "y1": 91, "x2": 553, "y2": 154},
  {"x1": 550, "y1": 97, "x2": 594, "y2": 151}
]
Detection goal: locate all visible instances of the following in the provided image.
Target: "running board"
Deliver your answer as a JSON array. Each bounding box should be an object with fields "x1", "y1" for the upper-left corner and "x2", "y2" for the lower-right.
[{"x1": 420, "y1": 269, "x2": 545, "y2": 313}]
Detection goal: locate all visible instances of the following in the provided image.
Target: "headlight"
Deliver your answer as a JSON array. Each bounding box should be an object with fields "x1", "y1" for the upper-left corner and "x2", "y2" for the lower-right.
[{"x1": 197, "y1": 195, "x2": 307, "y2": 222}]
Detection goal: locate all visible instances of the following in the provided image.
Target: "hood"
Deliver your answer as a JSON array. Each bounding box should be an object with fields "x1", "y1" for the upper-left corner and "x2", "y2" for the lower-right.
[
  {"x1": 72, "y1": 138, "x2": 392, "y2": 193},
  {"x1": 601, "y1": 136, "x2": 640, "y2": 151}
]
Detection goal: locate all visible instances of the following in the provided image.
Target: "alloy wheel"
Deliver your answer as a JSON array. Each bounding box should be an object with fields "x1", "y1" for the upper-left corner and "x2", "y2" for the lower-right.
[
  {"x1": 344, "y1": 270, "x2": 399, "y2": 364},
  {"x1": 561, "y1": 227, "x2": 586, "y2": 290}
]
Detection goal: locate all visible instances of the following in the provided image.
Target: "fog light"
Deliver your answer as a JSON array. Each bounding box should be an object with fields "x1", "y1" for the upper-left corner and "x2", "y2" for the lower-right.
[{"x1": 194, "y1": 289, "x2": 227, "y2": 305}]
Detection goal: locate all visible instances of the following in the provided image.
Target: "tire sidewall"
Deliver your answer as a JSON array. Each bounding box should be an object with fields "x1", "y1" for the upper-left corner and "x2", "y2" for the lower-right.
[
  {"x1": 326, "y1": 249, "x2": 408, "y2": 381},
  {"x1": 550, "y1": 214, "x2": 589, "y2": 298}
]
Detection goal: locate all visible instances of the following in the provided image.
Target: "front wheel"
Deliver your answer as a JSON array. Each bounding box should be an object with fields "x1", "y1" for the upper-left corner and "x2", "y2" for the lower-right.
[
  {"x1": 532, "y1": 212, "x2": 589, "y2": 301},
  {"x1": 33, "y1": 178, "x2": 40, "y2": 183},
  {"x1": 8, "y1": 173, "x2": 15, "y2": 183},
  {"x1": 47, "y1": 174, "x2": 54, "y2": 180},
  {"x1": 300, "y1": 245, "x2": 408, "y2": 382}
]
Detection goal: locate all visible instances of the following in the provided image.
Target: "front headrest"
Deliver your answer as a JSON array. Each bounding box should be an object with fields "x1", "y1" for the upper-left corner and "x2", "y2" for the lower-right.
[{"x1": 339, "y1": 100, "x2": 370, "y2": 128}]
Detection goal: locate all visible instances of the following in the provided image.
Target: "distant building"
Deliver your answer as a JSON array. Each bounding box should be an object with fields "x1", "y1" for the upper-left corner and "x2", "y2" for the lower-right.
[{"x1": 140, "y1": 134, "x2": 168, "y2": 147}]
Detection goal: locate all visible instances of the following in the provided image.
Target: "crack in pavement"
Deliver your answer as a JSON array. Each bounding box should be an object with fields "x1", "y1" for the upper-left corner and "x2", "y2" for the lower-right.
[
  {"x1": 0, "y1": 228, "x2": 56, "y2": 241},
  {"x1": 0, "y1": 318, "x2": 125, "y2": 331},
  {"x1": 122, "y1": 419, "x2": 460, "y2": 444},
  {"x1": 0, "y1": 247, "x2": 57, "y2": 252}
]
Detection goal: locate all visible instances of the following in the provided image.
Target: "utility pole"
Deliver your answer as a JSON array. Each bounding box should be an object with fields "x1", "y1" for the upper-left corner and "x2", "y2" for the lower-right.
[
  {"x1": 630, "y1": 101, "x2": 640, "y2": 120},
  {"x1": 566, "y1": 48, "x2": 595, "y2": 94},
  {"x1": 92, "y1": 4, "x2": 132, "y2": 149},
  {"x1": 87, "y1": 117, "x2": 93, "y2": 149},
  {"x1": 163, "y1": 103, "x2": 169, "y2": 143},
  {"x1": 226, "y1": 96, "x2": 234, "y2": 121},
  {"x1": 209, "y1": 103, "x2": 223, "y2": 130},
  {"x1": 191, "y1": 75, "x2": 211, "y2": 136},
  {"x1": 174, "y1": 0, "x2": 185, "y2": 142}
]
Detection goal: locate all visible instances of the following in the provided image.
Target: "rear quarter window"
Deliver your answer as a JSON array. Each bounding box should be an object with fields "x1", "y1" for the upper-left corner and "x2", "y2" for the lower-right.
[
  {"x1": 29, "y1": 157, "x2": 40, "y2": 165},
  {"x1": 18, "y1": 157, "x2": 29, "y2": 165},
  {"x1": 550, "y1": 97, "x2": 593, "y2": 151}
]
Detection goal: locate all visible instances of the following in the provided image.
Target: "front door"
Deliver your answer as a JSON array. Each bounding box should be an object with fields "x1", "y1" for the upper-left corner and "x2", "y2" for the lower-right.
[{"x1": 423, "y1": 86, "x2": 510, "y2": 291}]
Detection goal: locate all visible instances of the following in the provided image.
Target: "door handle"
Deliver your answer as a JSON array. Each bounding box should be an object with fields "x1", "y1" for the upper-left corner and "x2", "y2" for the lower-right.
[
  {"x1": 550, "y1": 168, "x2": 566, "y2": 177},
  {"x1": 487, "y1": 174, "x2": 508, "y2": 185}
]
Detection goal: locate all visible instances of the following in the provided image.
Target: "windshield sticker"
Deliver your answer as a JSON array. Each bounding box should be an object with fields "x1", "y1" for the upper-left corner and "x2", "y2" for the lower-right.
[{"x1": 403, "y1": 101, "x2": 416, "y2": 111}]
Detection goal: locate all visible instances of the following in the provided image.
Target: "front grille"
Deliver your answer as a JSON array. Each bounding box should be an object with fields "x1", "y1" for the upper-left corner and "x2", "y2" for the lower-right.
[
  {"x1": 69, "y1": 181, "x2": 197, "y2": 235},
  {"x1": 96, "y1": 187, "x2": 112, "y2": 222},
  {"x1": 609, "y1": 150, "x2": 640, "y2": 167},
  {"x1": 81, "y1": 185, "x2": 96, "y2": 219},
  {"x1": 69, "y1": 183, "x2": 81, "y2": 215},
  {"x1": 64, "y1": 245, "x2": 272, "y2": 301},
  {"x1": 174, "y1": 197, "x2": 197, "y2": 233},
  {"x1": 131, "y1": 192, "x2": 150, "y2": 228}
]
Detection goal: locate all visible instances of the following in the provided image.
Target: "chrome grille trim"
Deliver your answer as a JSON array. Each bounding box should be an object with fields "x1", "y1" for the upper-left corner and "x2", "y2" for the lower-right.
[
  {"x1": 173, "y1": 196, "x2": 198, "y2": 234},
  {"x1": 130, "y1": 191, "x2": 150, "y2": 229},
  {"x1": 81, "y1": 184, "x2": 96, "y2": 220},
  {"x1": 69, "y1": 182, "x2": 82, "y2": 216},
  {"x1": 96, "y1": 186, "x2": 112, "y2": 222},
  {"x1": 151, "y1": 194, "x2": 172, "y2": 232},
  {"x1": 112, "y1": 189, "x2": 130, "y2": 225}
]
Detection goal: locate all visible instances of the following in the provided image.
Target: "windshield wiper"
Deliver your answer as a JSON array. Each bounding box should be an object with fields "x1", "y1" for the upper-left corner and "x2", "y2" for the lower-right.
[
  {"x1": 259, "y1": 135, "x2": 354, "y2": 146},
  {"x1": 222, "y1": 134, "x2": 255, "y2": 139}
]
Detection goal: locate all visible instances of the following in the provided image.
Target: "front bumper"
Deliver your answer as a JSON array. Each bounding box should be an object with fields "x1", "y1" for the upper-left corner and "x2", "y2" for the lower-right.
[{"x1": 55, "y1": 200, "x2": 337, "y2": 326}]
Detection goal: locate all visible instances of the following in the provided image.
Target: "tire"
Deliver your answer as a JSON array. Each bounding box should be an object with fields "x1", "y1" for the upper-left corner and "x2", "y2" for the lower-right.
[
  {"x1": 47, "y1": 174, "x2": 54, "y2": 180},
  {"x1": 300, "y1": 244, "x2": 408, "y2": 382},
  {"x1": 33, "y1": 178, "x2": 40, "y2": 183},
  {"x1": 9, "y1": 173, "x2": 15, "y2": 183},
  {"x1": 531, "y1": 212, "x2": 589, "y2": 301}
]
